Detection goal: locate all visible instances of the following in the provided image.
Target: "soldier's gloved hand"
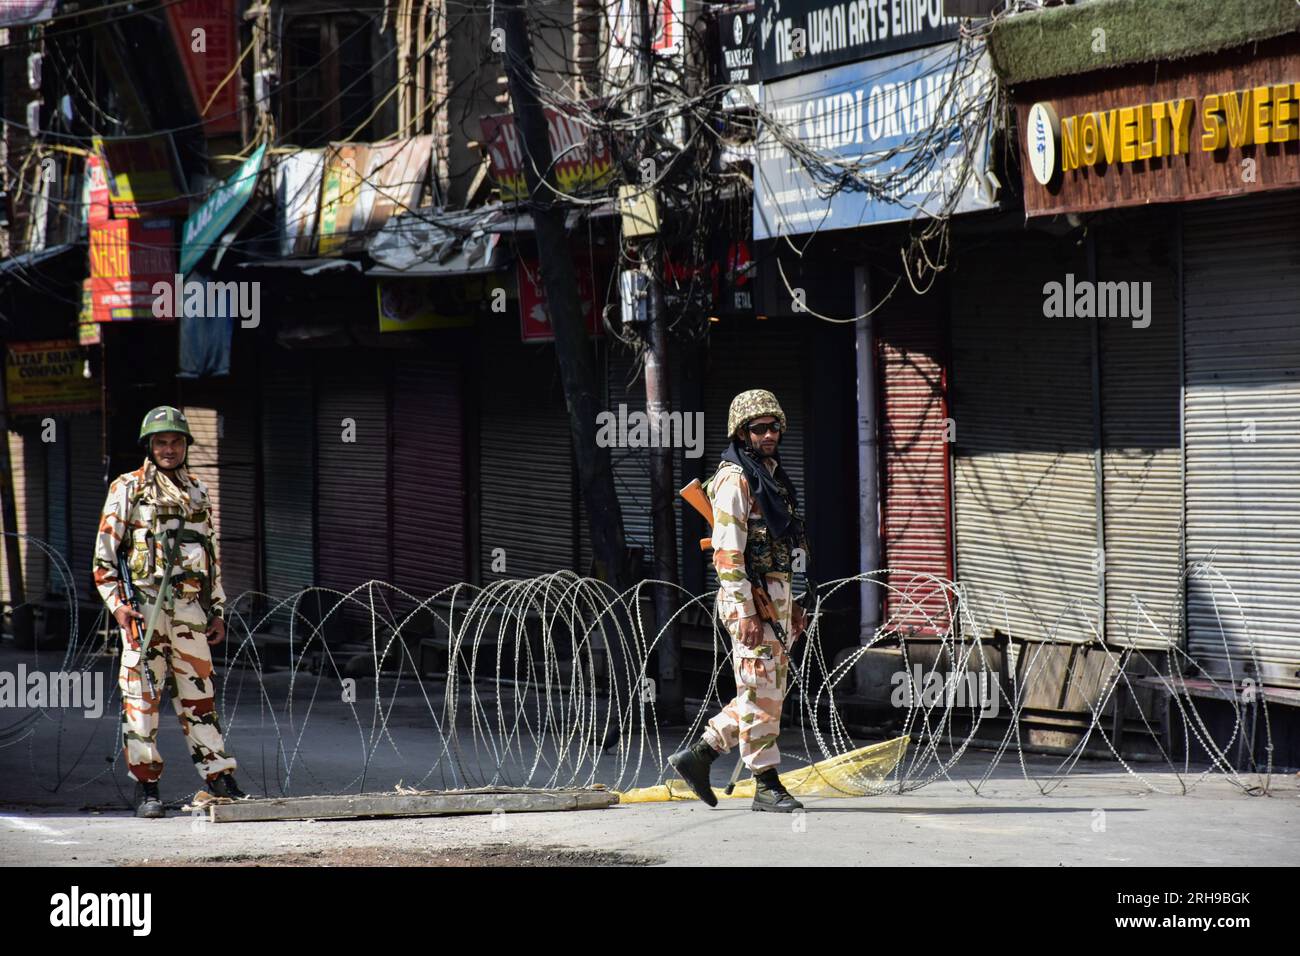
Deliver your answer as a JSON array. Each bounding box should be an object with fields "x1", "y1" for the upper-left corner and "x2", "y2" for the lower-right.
[
  {"x1": 113, "y1": 605, "x2": 144, "y2": 632},
  {"x1": 738, "y1": 614, "x2": 764, "y2": 649},
  {"x1": 790, "y1": 604, "x2": 808, "y2": 642},
  {"x1": 206, "y1": 616, "x2": 226, "y2": 646}
]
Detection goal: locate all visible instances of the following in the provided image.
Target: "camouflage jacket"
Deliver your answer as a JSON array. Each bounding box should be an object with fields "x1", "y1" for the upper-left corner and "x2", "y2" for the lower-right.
[
  {"x1": 706, "y1": 458, "x2": 800, "y2": 623},
  {"x1": 93, "y1": 460, "x2": 226, "y2": 616}
]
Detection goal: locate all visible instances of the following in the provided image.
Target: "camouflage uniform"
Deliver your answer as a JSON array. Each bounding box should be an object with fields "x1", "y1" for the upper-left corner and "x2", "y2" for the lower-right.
[
  {"x1": 93, "y1": 459, "x2": 237, "y2": 785},
  {"x1": 699, "y1": 390, "x2": 805, "y2": 773}
]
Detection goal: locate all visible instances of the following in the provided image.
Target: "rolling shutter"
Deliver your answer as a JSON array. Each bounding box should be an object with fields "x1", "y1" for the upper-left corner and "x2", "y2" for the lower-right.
[
  {"x1": 1183, "y1": 194, "x2": 1300, "y2": 688},
  {"x1": 392, "y1": 353, "x2": 466, "y2": 597},
  {"x1": 261, "y1": 351, "x2": 316, "y2": 599},
  {"x1": 1, "y1": 431, "x2": 45, "y2": 603},
  {"x1": 183, "y1": 389, "x2": 259, "y2": 611},
  {"x1": 877, "y1": 295, "x2": 953, "y2": 635},
  {"x1": 950, "y1": 239, "x2": 1099, "y2": 641},
  {"x1": 46, "y1": 422, "x2": 69, "y2": 594},
  {"x1": 478, "y1": 318, "x2": 576, "y2": 580},
  {"x1": 1098, "y1": 220, "x2": 1183, "y2": 649},
  {"x1": 315, "y1": 352, "x2": 392, "y2": 616},
  {"x1": 68, "y1": 415, "x2": 103, "y2": 602},
  {"x1": 607, "y1": 343, "x2": 683, "y2": 577}
]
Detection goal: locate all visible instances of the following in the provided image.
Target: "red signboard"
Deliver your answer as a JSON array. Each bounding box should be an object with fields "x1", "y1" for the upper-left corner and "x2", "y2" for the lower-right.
[
  {"x1": 480, "y1": 103, "x2": 614, "y2": 201},
  {"x1": 89, "y1": 219, "x2": 176, "y2": 322},
  {"x1": 517, "y1": 257, "x2": 601, "y2": 342},
  {"x1": 165, "y1": 0, "x2": 240, "y2": 136},
  {"x1": 85, "y1": 153, "x2": 110, "y2": 224}
]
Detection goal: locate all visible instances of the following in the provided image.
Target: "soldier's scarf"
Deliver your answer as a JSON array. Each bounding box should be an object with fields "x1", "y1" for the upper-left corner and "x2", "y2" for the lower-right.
[
  {"x1": 721, "y1": 436, "x2": 801, "y2": 539},
  {"x1": 139, "y1": 460, "x2": 201, "y2": 518},
  {"x1": 134, "y1": 461, "x2": 195, "y2": 662}
]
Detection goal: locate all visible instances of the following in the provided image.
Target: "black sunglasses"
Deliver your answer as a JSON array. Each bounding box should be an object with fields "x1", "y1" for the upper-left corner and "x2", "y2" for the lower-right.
[{"x1": 747, "y1": 421, "x2": 783, "y2": 436}]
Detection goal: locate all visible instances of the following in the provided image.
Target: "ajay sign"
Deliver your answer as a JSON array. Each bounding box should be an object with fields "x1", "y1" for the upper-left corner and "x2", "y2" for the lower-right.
[{"x1": 180, "y1": 144, "x2": 265, "y2": 275}]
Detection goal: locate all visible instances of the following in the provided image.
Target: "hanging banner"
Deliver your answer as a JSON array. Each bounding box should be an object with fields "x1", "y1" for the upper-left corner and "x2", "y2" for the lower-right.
[
  {"x1": 274, "y1": 149, "x2": 325, "y2": 256},
  {"x1": 517, "y1": 257, "x2": 601, "y2": 342},
  {"x1": 89, "y1": 218, "x2": 176, "y2": 322},
  {"x1": 85, "y1": 153, "x2": 110, "y2": 225},
  {"x1": 755, "y1": 0, "x2": 959, "y2": 82},
  {"x1": 78, "y1": 280, "x2": 101, "y2": 346},
  {"x1": 93, "y1": 135, "x2": 188, "y2": 219},
  {"x1": 5, "y1": 340, "x2": 99, "y2": 417},
  {"x1": 349, "y1": 136, "x2": 430, "y2": 241},
  {"x1": 0, "y1": 1, "x2": 57, "y2": 27},
  {"x1": 164, "y1": 0, "x2": 241, "y2": 136},
  {"x1": 317, "y1": 144, "x2": 369, "y2": 255},
  {"x1": 480, "y1": 105, "x2": 614, "y2": 201},
  {"x1": 180, "y1": 143, "x2": 265, "y2": 275},
  {"x1": 753, "y1": 41, "x2": 996, "y2": 240}
]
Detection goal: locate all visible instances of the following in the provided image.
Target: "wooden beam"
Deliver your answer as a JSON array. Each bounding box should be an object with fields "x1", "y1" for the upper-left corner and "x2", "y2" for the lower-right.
[{"x1": 208, "y1": 787, "x2": 618, "y2": 823}]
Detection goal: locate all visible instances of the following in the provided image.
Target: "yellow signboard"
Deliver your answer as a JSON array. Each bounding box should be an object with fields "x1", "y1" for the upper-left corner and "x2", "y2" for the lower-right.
[
  {"x1": 376, "y1": 281, "x2": 476, "y2": 333},
  {"x1": 1054, "y1": 81, "x2": 1300, "y2": 174},
  {"x1": 5, "y1": 340, "x2": 99, "y2": 416}
]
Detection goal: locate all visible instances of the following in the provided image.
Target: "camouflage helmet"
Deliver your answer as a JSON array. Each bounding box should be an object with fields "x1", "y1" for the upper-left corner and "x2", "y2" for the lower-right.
[
  {"x1": 138, "y1": 405, "x2": 194, "y2": 446},
  {"x1": 726, "y1": 388, "x2": 786, "y2": 437}
]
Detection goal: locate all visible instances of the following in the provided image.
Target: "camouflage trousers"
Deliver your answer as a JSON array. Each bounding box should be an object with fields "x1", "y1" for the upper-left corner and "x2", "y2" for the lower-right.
[
  {"x1": 703, "y1": 576, "x2": 794, "y2": 772},
  {"x1": 118, "y1": 593, "x2": 236, "y2": 784}
]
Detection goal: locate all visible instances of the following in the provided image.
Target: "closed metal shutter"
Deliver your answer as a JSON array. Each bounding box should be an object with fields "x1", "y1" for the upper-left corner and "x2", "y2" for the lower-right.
[
  {"x1": 1098, "y1": 221, "x2": 1183, "y2": 649},
  {"x1": 46, "y1": 422, "x2": 69, "y2": 594},
  {"x1": 1, "y1": 431, "x2": 45, "y2": 602},
  {"x1": 261, "y1": 352, "x2": 315, "y2": 598},
  {"x1": 478, "y1": 319, "x2": 576, "y2": 580},
  {"x1": 607, "y1": 343, "x2": 683, "y2": 577},
  {"x1": 68, "y1": 415, "x2": 103, "y2": 602},
  {"x1": 877, "y1": 296, "x2": 953, "y2": 635},
  {"x1": 703, "y1": 317, "x2": 807, "y2": 595},
  {"x1": 316, "y1": 353, "x2": 392, "y2": 614},
  {"x1": 392, "y1": 353, "x2": 466, "y2": 596},
  {"x1": 1184, "y1": 194, "x2": 1300, "y2": 688},
  {"x1": 950, "y1": 239, "x2": 1099, "y2": 641},
  {"x1": 183, "y1": 391, "x2": 259, "y2": 611}
]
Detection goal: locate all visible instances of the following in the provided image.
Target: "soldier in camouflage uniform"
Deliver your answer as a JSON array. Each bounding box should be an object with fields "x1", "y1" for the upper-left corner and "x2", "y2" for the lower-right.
[
  {"x1": 669, "y1": 389, "x2": 809, "y2": 812},
  {"x1": 93, "y1": 406, "x2": 248, "y2": 818}
]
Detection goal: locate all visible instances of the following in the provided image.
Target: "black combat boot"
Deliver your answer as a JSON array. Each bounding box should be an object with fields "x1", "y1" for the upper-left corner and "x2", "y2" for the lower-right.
[
  {"x1": 207, "y1": 772, "x2": 248, "y2": 800},
  {"x1": 752, "y1": 768, "x2": 803, "y2": 813},
  {"x1": 136, "y1": 781, "x2": 165, "y2": 819},
  {"x1": 667, "y1": 738, "x2": 721, "y2": 807}
]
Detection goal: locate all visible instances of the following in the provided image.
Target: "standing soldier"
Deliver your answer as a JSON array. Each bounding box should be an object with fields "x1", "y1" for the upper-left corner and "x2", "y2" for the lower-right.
[
  {"x1": 93, "y1": 405, "x2": 248, "y2": 818},
  {"x1": 669, "y1": 389, "x2": 809, "y2": 812}
]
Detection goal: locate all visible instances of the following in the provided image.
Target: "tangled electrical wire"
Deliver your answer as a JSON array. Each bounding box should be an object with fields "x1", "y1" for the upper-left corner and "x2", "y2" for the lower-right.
[{"x1": 0, "y1": 529, "x2": 1283, "y2": 809}]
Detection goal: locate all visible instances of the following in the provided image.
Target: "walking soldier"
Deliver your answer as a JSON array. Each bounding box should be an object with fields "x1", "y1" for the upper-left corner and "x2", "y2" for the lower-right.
[{"x1": 669, "y1": 389, "x2": 809, "y2": 812}]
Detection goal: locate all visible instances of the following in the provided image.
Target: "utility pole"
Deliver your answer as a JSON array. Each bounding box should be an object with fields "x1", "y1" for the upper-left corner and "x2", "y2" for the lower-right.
[
  {"x1": 636, "y1": 0, "x2": 683, "y2": 723},
  {"x1": 494, "y1": 0, "x2": 632, "y2": 593}
]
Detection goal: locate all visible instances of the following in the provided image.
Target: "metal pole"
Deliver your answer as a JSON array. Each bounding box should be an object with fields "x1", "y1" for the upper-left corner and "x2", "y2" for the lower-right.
[
  {"x1": 637, "y1": 0, "x2": 683, "y2": 722},
  {"x1": 855, "y1": 265, "x2": 880, "y2": 652}
]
